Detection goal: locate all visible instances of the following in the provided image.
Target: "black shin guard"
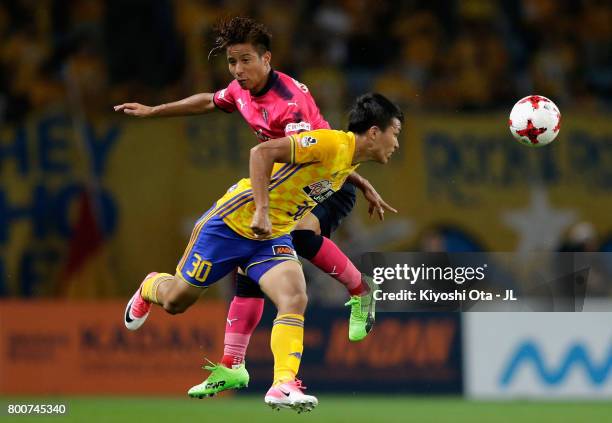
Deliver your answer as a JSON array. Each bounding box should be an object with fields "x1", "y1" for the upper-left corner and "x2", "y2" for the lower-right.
[
  {"x1": 235, "y1": 272, "x2": 265, "y2": 298},
  {"x1": 291, "y1": 229, "x2": 324, "y2": 260}
]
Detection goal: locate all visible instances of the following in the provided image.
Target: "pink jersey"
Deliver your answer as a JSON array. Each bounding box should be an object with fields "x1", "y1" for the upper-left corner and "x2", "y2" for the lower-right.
[{"x1": 212, "y1": 70, "x2": 330, "y2": 142}]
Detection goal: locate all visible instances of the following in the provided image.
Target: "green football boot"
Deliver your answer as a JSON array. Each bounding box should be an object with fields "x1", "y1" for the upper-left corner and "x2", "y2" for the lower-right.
[
  {"x1": 187, "y1": 360, "x2": 249, "y2": 398},
  {"x1": 345, "y1": 275, "x2": 376, "y2": 342}
]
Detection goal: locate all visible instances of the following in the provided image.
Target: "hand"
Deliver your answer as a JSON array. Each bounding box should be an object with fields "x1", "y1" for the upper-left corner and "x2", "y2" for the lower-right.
[
  {"x1": 250, "y1": 208, "x2": 272, "y2": 238},
  {"x1": 113, "y1": 103, "x2": 154, "y2": 117},
  {"x1": 361, "y1": 181, "x2": 397, "y2": 221}
]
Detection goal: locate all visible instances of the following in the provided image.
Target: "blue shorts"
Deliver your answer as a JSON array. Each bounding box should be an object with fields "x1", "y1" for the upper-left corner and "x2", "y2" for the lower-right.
[{"x1": 176, "y1": 213, "x2": 300, "y2": 288}]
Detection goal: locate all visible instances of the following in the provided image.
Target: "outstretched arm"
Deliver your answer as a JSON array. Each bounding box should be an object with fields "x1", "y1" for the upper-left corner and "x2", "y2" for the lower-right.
[
  {"x1": 113, "y1": 93, "x2": 217, "y2": 117},
  {"x1": 249, "y1": 138, "x2": 293, "y2": 237},
  {"x1": 347, "y1": 171, "x2": 397, "y2": 221}
]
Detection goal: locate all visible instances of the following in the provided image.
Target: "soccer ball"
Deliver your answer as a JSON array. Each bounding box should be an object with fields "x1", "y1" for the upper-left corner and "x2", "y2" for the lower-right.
[{"x1": 509, "y1": 95, "x2": 561, "y2": 147}]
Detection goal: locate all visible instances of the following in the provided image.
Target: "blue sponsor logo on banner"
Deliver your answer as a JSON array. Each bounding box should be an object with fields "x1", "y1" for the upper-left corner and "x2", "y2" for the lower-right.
[{"x1": 500, "y1": 341, "x2": 612, "y2": 387}]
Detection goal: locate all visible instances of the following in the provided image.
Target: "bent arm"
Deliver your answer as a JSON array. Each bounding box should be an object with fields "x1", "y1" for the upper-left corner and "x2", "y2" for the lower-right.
[
  {"x1": 347, "y1": 171, "x2": 397, "y2": 220},
  {"x1": 249, "y1": 137, "x2": 293, "y2": 213},
  {"x1": 346, "y1": 171, "x2": 368, "y2": 191},
  {"x1": 248, "y1": 138, "x2": 294, "y2": 237}
]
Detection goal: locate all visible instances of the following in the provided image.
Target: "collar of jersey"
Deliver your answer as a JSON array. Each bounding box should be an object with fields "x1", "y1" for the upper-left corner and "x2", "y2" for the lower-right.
[{"x1": 252, "y1": 69, "x2": 278, "y2": 97}]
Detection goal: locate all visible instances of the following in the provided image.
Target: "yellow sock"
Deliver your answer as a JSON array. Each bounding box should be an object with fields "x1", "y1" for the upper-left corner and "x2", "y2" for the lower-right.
[
  {"x1": 271, "y1": 313, "x2": 304, "y2": 385},
  {"x1": 140, "y1": 273, "x2": 173, "y2": 305}
]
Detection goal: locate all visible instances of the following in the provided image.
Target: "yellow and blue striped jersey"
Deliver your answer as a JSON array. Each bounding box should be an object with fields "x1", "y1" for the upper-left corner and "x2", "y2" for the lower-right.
[{"x1": 216, "y1": 129, "x2": 358, "y2": 240}]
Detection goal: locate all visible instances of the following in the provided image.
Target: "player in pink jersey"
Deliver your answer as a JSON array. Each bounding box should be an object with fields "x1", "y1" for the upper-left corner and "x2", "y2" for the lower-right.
[
  {"x1": 114, "y1": 17, "x2": 395, "y2": 396},
  {"x1": 213, "y1": 67, "x2": 330, "y2": 142}
]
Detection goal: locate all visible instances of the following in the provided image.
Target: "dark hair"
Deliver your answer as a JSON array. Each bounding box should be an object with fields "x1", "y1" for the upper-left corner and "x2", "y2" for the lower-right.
[
  {"x1": 209, "y1": 17, "x2": 272, "y2": 59},
  {"x1": 347, "y1": 93, "x2": 403, "y2": 134}
]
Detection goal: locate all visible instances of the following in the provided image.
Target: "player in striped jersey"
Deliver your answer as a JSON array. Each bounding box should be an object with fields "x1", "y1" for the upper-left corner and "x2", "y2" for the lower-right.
[
  {"x1": 115, "y1": 17, "x2": 395, "y2": 395},
  {"x1": 123, "y1": 93, "x2": 402, "y2": 411}
]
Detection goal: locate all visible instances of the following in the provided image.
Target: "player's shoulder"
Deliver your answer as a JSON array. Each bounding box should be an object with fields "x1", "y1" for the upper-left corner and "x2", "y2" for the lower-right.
[
  {"x1": 297, "y1": 129, "x2": 351, "y2": 144},
  {"x1": 312, "y1": 129, "x2": 352, "y2": 139},
  {"x1": 219, "y1": 79, "x2": 241, "y2": 95},
  {"x1": 275, "y1": 71, "x2": 312, "y2": 99}
]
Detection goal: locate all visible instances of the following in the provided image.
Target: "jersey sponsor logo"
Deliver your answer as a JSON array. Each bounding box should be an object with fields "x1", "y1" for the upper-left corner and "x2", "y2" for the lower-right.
[
  {"x1": 303, "y1": 180, "x2": 334, "y2": 203},
  {"x1": 272, "y1": 245, "x2": 297, "y2": 258},
  {"x1": 285, "y1": 122, "x2": 311, "y2": 133},
  {"x1": 262, "y1": 108, "x2": 269, "y2": 123},
  {"x1": 300, "y1": 136, "x2": 317, "y2": 147},
  {"x1": 287, "y1": 101, "x2": 298, "y2": 107}
]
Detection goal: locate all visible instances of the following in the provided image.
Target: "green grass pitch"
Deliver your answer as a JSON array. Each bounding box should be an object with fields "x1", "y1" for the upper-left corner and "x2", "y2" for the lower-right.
[{"x1": 3, "y1": 396, "x2": 612, "y2": 423}]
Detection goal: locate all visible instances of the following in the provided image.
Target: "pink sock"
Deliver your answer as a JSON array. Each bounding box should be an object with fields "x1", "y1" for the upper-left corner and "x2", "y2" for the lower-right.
[
  {"x1": 310, "y1": 237, "x2": 367, "y2": 296},
  {"x1": 221, "y1": 296, "x2": 264, "y2": 368}
]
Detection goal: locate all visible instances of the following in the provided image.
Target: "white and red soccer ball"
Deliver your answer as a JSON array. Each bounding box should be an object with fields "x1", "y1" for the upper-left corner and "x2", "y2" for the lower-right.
[{"x1": 509, "y1": 95, "x2": 561, "y2": 147}]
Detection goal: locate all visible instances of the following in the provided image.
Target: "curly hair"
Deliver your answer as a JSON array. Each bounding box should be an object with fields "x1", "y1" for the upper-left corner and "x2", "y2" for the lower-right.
[{"x1": 209, "y1": 16, "x2": 272, "y2": 59}]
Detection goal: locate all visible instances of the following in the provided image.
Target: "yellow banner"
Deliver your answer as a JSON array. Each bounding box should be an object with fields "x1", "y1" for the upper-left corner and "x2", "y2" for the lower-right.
[{"x1": 1, "y1": 112, "x2": 610, "y2": 296}]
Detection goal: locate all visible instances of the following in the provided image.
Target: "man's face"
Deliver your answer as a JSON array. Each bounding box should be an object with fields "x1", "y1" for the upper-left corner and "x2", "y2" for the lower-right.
[
  {"x1": 373, "y1": 118, "x2": 402, "y2": 163},
  {"x1": 226, "y1": 43, "x2": 270, "y2": 91}
]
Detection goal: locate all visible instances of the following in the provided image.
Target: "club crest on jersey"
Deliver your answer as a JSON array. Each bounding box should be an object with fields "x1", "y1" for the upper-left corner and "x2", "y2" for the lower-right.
[
  {"x1": 272, "y1": 245, "x2": 297, "y2": 258},
  {"x1": 303, "y1": 180, "x2": 334, "y2": 203},
  {"x1": 300, "y1": 136, "x2": 317, "y2": 148}
]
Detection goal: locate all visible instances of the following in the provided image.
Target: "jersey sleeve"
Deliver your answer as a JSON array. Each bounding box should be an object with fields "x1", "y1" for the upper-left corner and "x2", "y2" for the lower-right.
[
  {"x1": 290, "y1": 130, "x2": 342, "y2": 166},
  {"x1": 280, "y1": 107, "x2": 313, "y2": 136},
  {"x1": 280, "y1": 93, "x2": 330, "y2": 135},
  {"x1": 213, "y1": 82, "x2": 238, "y2": 113}
]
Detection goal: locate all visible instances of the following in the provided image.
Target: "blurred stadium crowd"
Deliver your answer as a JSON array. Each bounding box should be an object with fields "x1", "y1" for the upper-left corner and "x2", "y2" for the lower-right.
[{"x1": 1, "y1": 0, "x2": 611, "y2": 124}]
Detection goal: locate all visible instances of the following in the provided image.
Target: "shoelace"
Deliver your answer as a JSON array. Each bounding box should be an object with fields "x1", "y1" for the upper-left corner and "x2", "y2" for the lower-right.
[
  {"x1": 202, "y1": 357, "x2": 219, "y2": 372},
  {"x1": 345, "y1": 296, "x2": 366, "y2": 315},
  {"x1": 344, "y1": 296, "x2": 360, "y2": 307},
  {"x1": 131, "y1": 295, "x2": 149, "y2": 316},
  {"x1": 290, "y1": 379, "x2": 307, "y2": 391}
]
